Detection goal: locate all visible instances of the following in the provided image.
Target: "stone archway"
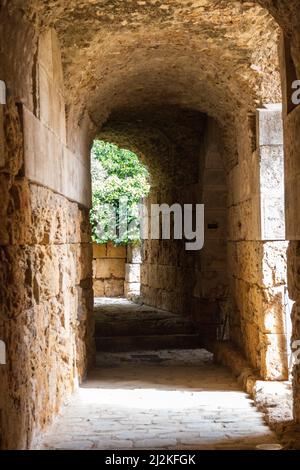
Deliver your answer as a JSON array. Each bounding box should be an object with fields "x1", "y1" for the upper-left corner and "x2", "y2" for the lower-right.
[{"x1": 1, "y1": 0, "x2": 300, "y2": 449}]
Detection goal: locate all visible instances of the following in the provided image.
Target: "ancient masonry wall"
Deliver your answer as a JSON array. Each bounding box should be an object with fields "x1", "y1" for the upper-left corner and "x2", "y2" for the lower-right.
[
  {"x1": 192, "y1": 118, "x2": 228, "y2": 339},
  {"x1": 228, "y1": 107, "x2": 288, "y2": 381},
  {"x1": 141, "y1": 118, "x2": 228, "y2": 342},
  {"x1": 93, "y1": 243, "x2": 127, "y2": 297},
  {"x1": 93, "y1": 243, "x2": 142, "y2": 298},
  {"x1": 280, "y1": 33, "x2": 300, "y2": 423},
  {"x1": 0, "y1": 25, "x2": 94, "y2": 449}
]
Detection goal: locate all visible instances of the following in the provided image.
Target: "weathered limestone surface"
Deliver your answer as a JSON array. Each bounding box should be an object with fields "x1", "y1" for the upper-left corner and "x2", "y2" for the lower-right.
[
  {"x1": 38, "y1": 349, "x2": 278, "y2": 450},
  {"x1": 279, "y1": 36, "x2": 300, "y2": 423},
  {"x1": 23, "y1": 29, "x2": 91, "y2": 207},
  {"x1": 0, "y1": 11, "x2": 94, "y2": 450},
  {"x1": 214, "y1": 341, "x2": 295, "y2": 447},
  {"x1": 16, "y1": 0, "x2": 282, "y2": 153},
  {"x1": 2, "y1": 0, "x2": 300, "y2": 448},
  {"x1": 228, "y1": 240, "x2": 288, "y2": 378},
  {"x1": 93, "y1": 243, "x2": 126, "y2": 298},
  {"x1": 139, "y1": 118, "x2": 227, "y2": 346},
  {"x1": 227, "y1": 105, "x2": 289, "y2": 381},
  {"x1": 125, "y1": 246, "x2": 142, "y2": 299},
  {"x1": 0, "y1": 182, "x2": 94, "y2": 449},
  {"x1": 287, "y1": 241, "x2": 300, "y2": 424}
]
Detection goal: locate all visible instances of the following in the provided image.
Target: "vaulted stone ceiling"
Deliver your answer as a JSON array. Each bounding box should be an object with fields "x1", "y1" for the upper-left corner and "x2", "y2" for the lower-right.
[
  {"x1": 8, "y1": 0, "x2": 285, "y2": 133},
  {"x1": 99, "y1": 107, "x2": 206, "y2": 186}
]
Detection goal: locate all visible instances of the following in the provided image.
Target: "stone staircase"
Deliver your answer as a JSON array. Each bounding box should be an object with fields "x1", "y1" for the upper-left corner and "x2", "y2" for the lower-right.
[{"x1": 94, "y1": 298, "x2": 202, "y2": 353}]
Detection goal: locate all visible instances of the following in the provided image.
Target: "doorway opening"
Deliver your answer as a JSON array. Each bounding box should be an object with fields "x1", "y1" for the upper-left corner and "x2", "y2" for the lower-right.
[{"x1": 91, "y1": 139, "x2": 150, "y2": 300}]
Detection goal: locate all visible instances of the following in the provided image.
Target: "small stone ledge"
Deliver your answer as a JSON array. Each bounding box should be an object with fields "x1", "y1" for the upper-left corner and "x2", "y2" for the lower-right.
[
  {"x1": 213, "y1": 341, "x2": 298, "y2": 449},
  {"x1": 213, "y1": 341, "x2": 260, "y2": 394}
]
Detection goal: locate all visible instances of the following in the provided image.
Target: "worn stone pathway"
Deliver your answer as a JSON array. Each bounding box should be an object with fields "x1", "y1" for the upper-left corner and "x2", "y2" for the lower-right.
[
  {"x1": 39, "y1": 349, "x2": 279, "y2": 450},
  {"x1": 94, "y1": 297, "x2": 202, "y2": 352}
]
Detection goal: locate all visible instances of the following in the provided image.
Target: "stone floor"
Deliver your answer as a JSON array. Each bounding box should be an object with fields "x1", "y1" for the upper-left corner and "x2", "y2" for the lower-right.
[
  {"x1": 94, "y1": 297, "x2": 203, "y2": 352},
  {"x1": 94, "y1": 297, "x2": 197, "y2": 337},
  {"x1": 39, "y1": 349, "x2": 280, "y2": 450}
]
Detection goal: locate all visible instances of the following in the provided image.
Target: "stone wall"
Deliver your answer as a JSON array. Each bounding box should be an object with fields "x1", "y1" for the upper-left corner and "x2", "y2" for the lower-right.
[
  {"x1": 280, "y1": 35, "x2": 300, "y2": 423},
  {"x1": 141, "y1": 193, "x2": 197, "y2": 316},
  {"x1": 193, "y1": 118, "x2": 228, "y2": 338},
  {"x1": 93, "y1": 243, "x2": 126, "y2": 298},
  {"x1": 24, "y1": 29, "x2": 91, "y2": 207},
  {"x1": 2, "y1": 0, "x2": 300, "y2": 444},
  {"x1": 141, "y1": 118, "x2": 228, "y2": 342},
  {"x1": 125, "y1": 246, "x2": 142, "y2": 299},
  {"x1": 0, "y1": 18, "x2": 94, "y2": 449},
  {"x1": 0, "y1": 100, "x2": 94, "y2": 449},
  {"x1": 227, "y1": 106, "x2": 289, "y2": 381},
  {"x1": 0, "y1": 183, "x2": 93, "y2": 449}
]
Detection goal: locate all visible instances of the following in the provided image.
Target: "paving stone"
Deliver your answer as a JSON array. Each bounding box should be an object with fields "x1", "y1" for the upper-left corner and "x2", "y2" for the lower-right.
[{"x1": 39, "y1": 349, "x2": 279, "y2": 450}]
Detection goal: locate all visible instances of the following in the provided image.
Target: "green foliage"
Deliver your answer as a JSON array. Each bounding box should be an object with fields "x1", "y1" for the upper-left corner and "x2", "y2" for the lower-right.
[{"x1": 90, "y1": 140, "x2": 150, "y2": 245}]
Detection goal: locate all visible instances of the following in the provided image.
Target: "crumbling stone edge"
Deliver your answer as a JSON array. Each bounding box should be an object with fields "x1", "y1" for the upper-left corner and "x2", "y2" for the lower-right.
[{"x1": 213, "y1": 341, "x2": 300, "y2": 450}]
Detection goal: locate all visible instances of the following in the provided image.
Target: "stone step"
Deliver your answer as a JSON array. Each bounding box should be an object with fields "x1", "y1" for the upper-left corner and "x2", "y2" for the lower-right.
[
  {"x1": 95, "y1": 317, "x2": 195, "y2": 337},
  {"x1": 95, "y1": 334, "x2": 202, "y2": 352}
]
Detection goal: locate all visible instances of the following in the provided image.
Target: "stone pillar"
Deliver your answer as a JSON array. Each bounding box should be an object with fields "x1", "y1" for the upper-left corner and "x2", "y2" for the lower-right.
[
  {"x1": 257, "y1": 104, "x2": 285, "y2": 241},
  {"x1": 256, "y1": 104, "x2": 289, "y2": 381},
  {"x1": 125, "y1": 245, "x2": 141, "y2": 299}
]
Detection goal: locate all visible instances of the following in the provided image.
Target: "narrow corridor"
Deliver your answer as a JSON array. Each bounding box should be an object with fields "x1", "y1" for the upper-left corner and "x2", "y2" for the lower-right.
[
  {"x1": 39, "y1": 299, "x2": 278, "y2": 450},
  {"x1": 3, "y1": 1, "x2": 300, "y2": 451},
  {"x1": 39, "y1": 350, "x2": 277, "y2": 450}
]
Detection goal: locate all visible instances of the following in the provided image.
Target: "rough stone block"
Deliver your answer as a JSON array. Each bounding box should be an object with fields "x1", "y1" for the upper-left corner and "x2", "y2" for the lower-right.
[
  {"x1": 38, "y1": 62, "x2": 66, "y2": 142},
  {"x1": 148, "y1": 264, "x2": 159, "y2": 289},
  {"x1": 124, "y1": 281, "x2": 140, "y2": 298},
  {"x1": 257, "y1": 105, "x2": 283, "y2": 147},
  {"x1": 241, "y1": 320, "x2": 261, "y2": 370},
  {"x1": 92, "y1": 260, "x2": 96, "y2": 278},
  {"x1": 228, "y1": 197, "x2": 261, "y2": 242},
  {"x1": 202, "y1": 189, "x2": 227, "y2": 208},
  {"x1": 125, "y1": 263, "x2": 140, "y2": 283},
  {"x1": 93, "y1": 244, "x2": 106, "y2": 259},
  {"x1": 287, "y1": 241, "x2": 300, "y2": 300},
  {"x1": 104, "y1": 280, "x2": 124, "y2": 297},
  {"x1": 61, "y1": 147, "x2": 91, "y2": 208},
  {"x1": 261, "y1": 196, "x2": 285, "y2": 240},
  {"x1": 23, "y1": 107, "x2": 90, "y2": 209},
  {"x1": 23, "y1": 106, "x2": 63, "y2": 191},
  {"x1": 107, "y1": 242, "x2": 126, "y2": 259},
  {"x1": 50, "y1": 28, "x2": 64, "y2": 87},
  {"x1": 127, "y1": 245, "x2": 142, "y2": 264},
  {"x1": 259, "y1": 144, "x2": 285, "y2": 241},
  {"x1": 38, "y1": 28, "x2": 66, "y2": 143},
  {"x1": 260, "y1": 146, "x2": 284, "y2": 193},
  {"x1": 260, "y1": 286, "x2": 286, "y2": 335},
  {"x1": 140, "y1": 264, "x2": 149, "y2": 286},
  {"x1": 260, "y1": 332, "x2": 288, "y2": 381},
  {"x1": 23, "y1": 107, "x2": 91, "y2": 207},
  {"x1": 78, "y1": 244, "x2": 93, "y2": 281},
  {"x1": 96, "y1": 258, "x2": 125, "y2": 279},
  {"x1": 261, "y1": 242, "x2": 288, "y2": 288},
  {"x1": 231, "y1": 241, "x2": 283, "y2": 289},
  {"x1": 38, "y1": 29, "x2": 54, "y2": 76},
  {"x1": 201, "y1": 271, "x2": 228, "y2": 300},
  {"x1": 162, "y1": 265, "x2": 177, "y2": 291}
]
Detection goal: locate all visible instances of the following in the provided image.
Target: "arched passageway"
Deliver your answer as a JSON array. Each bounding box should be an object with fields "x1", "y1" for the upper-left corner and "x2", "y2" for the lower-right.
[{"x1": 1, "y1": 0, "x2": 300, "y2": 450}]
